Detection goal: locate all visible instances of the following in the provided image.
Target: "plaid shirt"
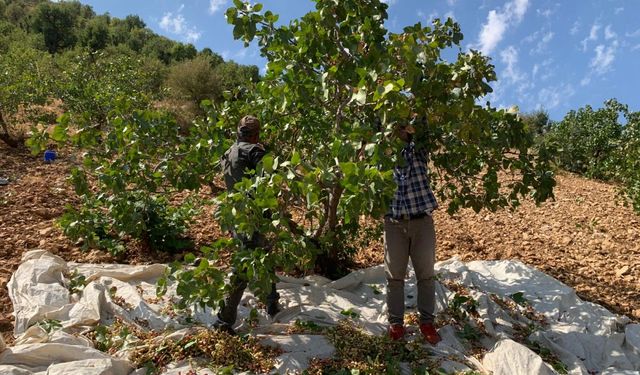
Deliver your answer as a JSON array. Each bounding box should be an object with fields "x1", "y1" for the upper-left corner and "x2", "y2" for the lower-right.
[{"x1": 389, "y1": 142, "x2": 438, "y2": 218}]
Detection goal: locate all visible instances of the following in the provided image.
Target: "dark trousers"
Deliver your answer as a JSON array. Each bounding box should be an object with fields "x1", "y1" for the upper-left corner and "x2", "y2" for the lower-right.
[{"x1": 217, "y1": 231, "x2": 279, "y2": 326}]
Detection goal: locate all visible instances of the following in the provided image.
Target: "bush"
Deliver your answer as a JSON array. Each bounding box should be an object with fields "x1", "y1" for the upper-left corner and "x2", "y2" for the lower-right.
[
  {"x1": 166, "y1": 55, "x2": 220, "y2": 108},
  {"x1": 544, "y1": 99, "x2": 625, "y2": 180}
]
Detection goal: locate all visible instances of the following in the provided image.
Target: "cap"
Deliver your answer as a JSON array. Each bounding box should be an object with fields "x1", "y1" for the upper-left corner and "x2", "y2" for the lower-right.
[{"x1": 237, "y1": 115, "x2": 260, "y2": 138}]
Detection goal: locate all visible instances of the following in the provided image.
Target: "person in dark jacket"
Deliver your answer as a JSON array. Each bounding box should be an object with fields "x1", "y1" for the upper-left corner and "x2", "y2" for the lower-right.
[{"x1": 215, "y1": 115, "x2": 280, "y2": 334}]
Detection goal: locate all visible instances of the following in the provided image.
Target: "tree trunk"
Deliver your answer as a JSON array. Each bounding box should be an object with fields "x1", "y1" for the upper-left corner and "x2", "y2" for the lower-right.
[
  {"x1": 314, "y1": 183, "x2": 346, "y2": 279},
  {"x1": 0, "y1": 112, "x2": 19, "y2": 148}
]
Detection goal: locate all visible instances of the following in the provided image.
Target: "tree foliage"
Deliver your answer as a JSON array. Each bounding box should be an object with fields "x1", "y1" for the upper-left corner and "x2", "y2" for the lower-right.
[
  {"x1": 31, "y1": 1, "x2": 80, "y2": 53},
  {"x1": 166, "y1": 55, "x2": 220, "y2": 106},
  {"x1": 617, "y1": 110, "x2": 640, "y2": 211},
  {"x1": 544, "y1": 99, "x2": 640, "y2": 212},
  {"x1": 0, "y1": 45, "x2": 52, "y2": 147},
  {"x1": 165, "y1": 0, "x2": 556, "y2": 306},
  {"x1": 544, "y1": 99, "x2": 625, "y2": 180},
  {"x1": 26, "y1": 0, "x2": 558, "y2": 309}
]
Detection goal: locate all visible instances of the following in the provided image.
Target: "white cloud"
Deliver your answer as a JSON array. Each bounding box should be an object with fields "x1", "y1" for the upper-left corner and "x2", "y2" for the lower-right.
[
  {"x1": 604, "y1": 25, "x2": 616, "y2": 40},
  {"x1": 536, "y1": 83, "x2": 575, "y2": 109},
  {"x1": 524, "y1": 30, "x2": 554, "y2": 54},
  {"x1": 580, "y1": 76, "x2": 591, "y2": 86},
  {"x1": 590, "y1": 41, "x2": 618, "y2": 75},
  {"x1": 220, "y1": 48, "x2": 254, "y2": 62},
  {"x1": 589, "y1": 23, "x2": 600, "y2": 40},
  {"x1": 381, "y1": 0, "x2": 399, "y2": 6},
  {"x1": 500, "y1": 46, "x2": 524, "y2": 83},
  {"x1": 159, "y1": 10, "x2": 201, "y2": 43},
  {"x1": 160, "y1": 12, "x2": 186, "y2": 34},
  {"x1": 581, "y1": 22, "x2": 600, "y2": 51},
  {"x1": 626, "y1": 29, "x2": 640, "y2": 38},
  {"x1": 184, "y1": 30, "x2": 201, "y2": 43},
  {"x1": 614, "y1": 7, "x2": 624, "y2": 15},
  {"x1": 570, "y1": 21, "x2": 580, "y2": 36},
  {"x1": 537, "y1": 8, "x2": 553, "y2": 18},
  {"x1": 446, "y1": 0, "x2": 457, "y2": 6},
  {"x1": 632, "y1": 44, "x2": 640, "y2": 51},
  {"x1": 537, "y1": 58, "x2": 555, "y2": 81},
  {"x1": 209, "y1": 0, "x2": 228, "y2": 15},
  {"x1": 476, "y1": 0, "x2": 530, "y2": 55}
]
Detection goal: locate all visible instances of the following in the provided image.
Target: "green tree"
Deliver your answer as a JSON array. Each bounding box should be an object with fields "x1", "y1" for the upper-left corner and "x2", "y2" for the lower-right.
[
  {"x1": 171, "y1": 42, "x2": 198, "y2": 62},
  {"x1": 0, "y1": 45, "x2": 52, "y2": 147},
  {"x1": 199, "y1": 47, "x2": 224, "y2": 68},
  {"x1": 545, "y1": 99, "x2": 625, "y2": 180},
  {"x1": 30, "y1": 2, "x2": 77, "y2": 53},
  {"x1": 212, "y1": 61, "x2": 259, "y2": 98},
  {"x1": 167, "y1": 0, "x2": 556, "y2": 305},
  {"x1": 142, "y1": 35, "x2": 175, "y2": 64},
  {"x1": 521, "y1": 109, "x2": 551, "y2": 137},
  {"x1": 80, "y1": 15, "x2": 110, "y2": 51},
  {"x1": 4, "y1": 2, "x2": 27, "y2": 28},
  {"x1": 166, "y1": 55, "x2": 220, "y2": 106},
  {"x1": 123, "y1": 14, "x2": 145, "y2": 30},
  {"x1": 617, "y1": 110, "x2": 640, "y2": 211},
  {"x1": 54, "y1": 51, "x2": 164, "y2": 129}
]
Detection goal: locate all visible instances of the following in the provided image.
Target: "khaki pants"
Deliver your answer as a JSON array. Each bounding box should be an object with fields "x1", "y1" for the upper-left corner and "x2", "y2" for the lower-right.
[{"x1": 384, "y1": 215, "x2": 436, "y2": 325}]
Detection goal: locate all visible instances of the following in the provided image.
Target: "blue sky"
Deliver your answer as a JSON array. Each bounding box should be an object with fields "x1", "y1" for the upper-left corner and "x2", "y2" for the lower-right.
[{"x1": 77, "y1": 0, "x2": 640, "y2": 120}]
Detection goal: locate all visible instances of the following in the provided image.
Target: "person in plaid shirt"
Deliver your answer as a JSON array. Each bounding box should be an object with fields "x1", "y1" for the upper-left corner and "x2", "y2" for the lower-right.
[{"x1": 385, "y1": 122, "x2": 441, "y2": 345}]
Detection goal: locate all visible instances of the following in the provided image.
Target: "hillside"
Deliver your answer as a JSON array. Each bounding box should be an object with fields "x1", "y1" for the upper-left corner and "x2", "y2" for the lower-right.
[{"x1": 1, "y1": 142, "x2": 638, "y2": 345}]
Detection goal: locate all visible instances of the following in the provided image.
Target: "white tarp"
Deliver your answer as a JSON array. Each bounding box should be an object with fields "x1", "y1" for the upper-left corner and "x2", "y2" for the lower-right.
[{"x1": 2, "y1": 249, "x2": 639, "y2": 374}]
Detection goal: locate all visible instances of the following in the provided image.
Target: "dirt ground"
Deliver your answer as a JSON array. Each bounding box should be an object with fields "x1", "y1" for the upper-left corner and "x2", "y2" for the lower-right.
[{"x1": 1, "y1": 143, "x2": 638, "y2": 344}]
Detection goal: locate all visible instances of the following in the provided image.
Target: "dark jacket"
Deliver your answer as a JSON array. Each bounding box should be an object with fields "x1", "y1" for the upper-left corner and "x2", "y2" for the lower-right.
[{"x1": 221, "y1": 141, "x2": 266, "y2": 191}]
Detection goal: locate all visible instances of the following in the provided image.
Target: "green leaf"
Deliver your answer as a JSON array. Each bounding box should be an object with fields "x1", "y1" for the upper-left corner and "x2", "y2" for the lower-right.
[
  {"x1": 262, "y1": 155, "x2": 274, "y2": 172},
  {"x1": 291, "y1": 150, "x2": 301, "y2": 165}
]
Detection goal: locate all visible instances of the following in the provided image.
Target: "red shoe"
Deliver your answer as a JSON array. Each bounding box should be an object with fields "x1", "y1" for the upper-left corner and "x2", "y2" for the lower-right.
[
  {"x1": 388, "y1": 324, "x2": 405, "y2": 341},
  {"x1": 419, "y1": 322, "x2": 441, "y2": 345}
]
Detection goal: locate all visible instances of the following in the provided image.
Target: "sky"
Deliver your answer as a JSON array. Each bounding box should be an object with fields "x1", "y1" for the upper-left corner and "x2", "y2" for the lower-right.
[{"x1": 77, "y1": 0, "x2": 640, "y2": 120}]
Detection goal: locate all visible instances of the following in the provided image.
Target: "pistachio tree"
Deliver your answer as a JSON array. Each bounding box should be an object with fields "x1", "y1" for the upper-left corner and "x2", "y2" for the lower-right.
[
  {"x1": 167, "y1": 0, "x2": 556, "y2": 306},
  {"x1": 0, "y1": 46, "x2": 53, "y2": 147}
]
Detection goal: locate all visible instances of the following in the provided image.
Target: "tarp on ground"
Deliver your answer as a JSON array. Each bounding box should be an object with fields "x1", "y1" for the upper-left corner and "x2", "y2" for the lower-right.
[{"x1": 2, "y1": 249, "x2": 639, "y2": 374}]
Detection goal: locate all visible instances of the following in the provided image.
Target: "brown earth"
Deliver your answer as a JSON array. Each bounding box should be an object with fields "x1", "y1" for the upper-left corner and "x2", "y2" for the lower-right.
[{"x1": 1, "y1": 142, "x2": 638, "y2": 345}]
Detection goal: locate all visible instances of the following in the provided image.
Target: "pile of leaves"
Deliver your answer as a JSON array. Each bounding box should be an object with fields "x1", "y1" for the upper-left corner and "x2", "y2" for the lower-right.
[
  {"x1": 306, "y1": 320, "x2": 435, "y2": 374},
  {"x1": 84, "y1": 319, "x2": 281, "y2": 374}
]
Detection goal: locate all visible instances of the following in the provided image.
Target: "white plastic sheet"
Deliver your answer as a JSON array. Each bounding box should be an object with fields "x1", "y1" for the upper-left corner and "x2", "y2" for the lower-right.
[{"x1": 2, "y1": 249, "x2": 639, "y2": 374}]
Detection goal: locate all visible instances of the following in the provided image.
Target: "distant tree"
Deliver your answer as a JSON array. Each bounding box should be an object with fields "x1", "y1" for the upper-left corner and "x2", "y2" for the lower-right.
[
  {"x1": 166, "y1": 55, "x2": 220, "y2": 106},
  {"x1": 123, "y1": 14, "x2": 145, "y2": 30},
  {"x1": 0, "y1": 46, "x2": 52, "y2": 147},
  {"x1": 545, "y1": 99, "x2": 625, "y2": 179},
  {"x1": 199, "y1": 47, "x2": 224, "y2": 67},
  {"x1": 212, "y1": 61, "x2": 259, "y2": 97},
  {"x1": 616, "y1": 109, "x2": 640, "y2": 212},
  {"x1": 54, "y1": 51, "x2": 164, "y2": 128},
  {"x1": 126, "y1": 27, "x2": 151, "y2": 52},
  {"x1": 31, "y1": 2, "x2": 77, "y2": 53},
  {"x1": 4, "y1": 2, "x2": 27, "y2": 27},
  {"x1": 80, "y1": 15, "x2": 110, "y2": 51},
  {"x1": 142, "y1": 35, "x2": 175, "y2": 64},
  {"x1": 521, "y1": 109, "x2": 551, "y2": 136},
  {"x1": 171, "y1": 42, "x2": 197, "y2": 62}
]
